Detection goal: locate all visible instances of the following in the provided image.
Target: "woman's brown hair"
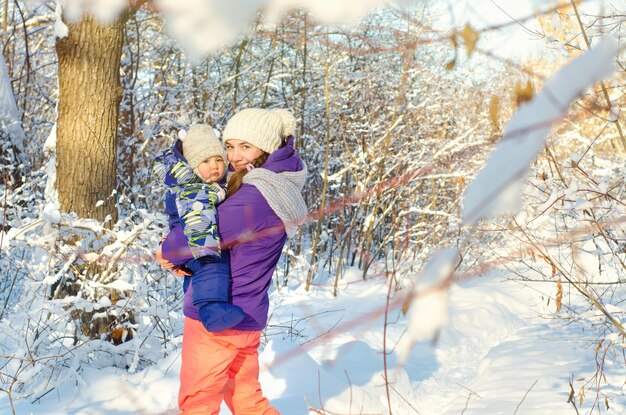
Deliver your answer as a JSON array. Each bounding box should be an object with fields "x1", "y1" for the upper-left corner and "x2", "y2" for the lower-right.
[{"x1": 226, "y1": 151, "x2": 270, "y2": 198}]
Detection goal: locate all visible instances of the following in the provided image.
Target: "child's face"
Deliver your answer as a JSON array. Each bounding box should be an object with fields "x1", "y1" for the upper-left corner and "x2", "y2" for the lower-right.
[{"x1": 197, "y1": 155, "x2": 226, "y2": 182}]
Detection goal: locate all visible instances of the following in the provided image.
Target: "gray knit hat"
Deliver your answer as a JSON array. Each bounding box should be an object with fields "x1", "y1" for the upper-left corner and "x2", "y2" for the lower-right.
[
  {"x1": 181, "y1": 124, "x2": 227, "y2": 177},
  {"x1": 222, "y1": 108, "x2": 296, "y2": 154}
]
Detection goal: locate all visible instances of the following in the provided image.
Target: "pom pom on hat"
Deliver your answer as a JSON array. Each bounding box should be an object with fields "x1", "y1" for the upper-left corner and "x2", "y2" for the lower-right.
[
  {"x1": 223, "y1": 108, "x2": 296, "y2": 154},
  {"x1": 181, "y1": 124, "x2": 227, "y2": 175},
  {"x1": 273, "y1": 108, "x2": 296, "y2": 138}
]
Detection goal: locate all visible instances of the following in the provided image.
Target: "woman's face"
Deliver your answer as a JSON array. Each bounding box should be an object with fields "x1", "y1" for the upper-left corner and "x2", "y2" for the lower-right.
[{"x1": 225, "y1": 139, "x2": 264, "y2": 171}]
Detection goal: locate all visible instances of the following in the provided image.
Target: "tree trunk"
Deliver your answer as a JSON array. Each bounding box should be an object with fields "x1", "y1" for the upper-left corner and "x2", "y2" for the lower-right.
[{"x1": 55, "y1": 15, "x2": 125, "y2": 224}]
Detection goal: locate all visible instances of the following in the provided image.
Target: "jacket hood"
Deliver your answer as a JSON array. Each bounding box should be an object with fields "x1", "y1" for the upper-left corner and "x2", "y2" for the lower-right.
[
  {"x1": 153, "y1": 140, "x2": 201, "y2": 188},
  {"x1": 262, "y1": 136, "x2": 305, "y2": 173}
]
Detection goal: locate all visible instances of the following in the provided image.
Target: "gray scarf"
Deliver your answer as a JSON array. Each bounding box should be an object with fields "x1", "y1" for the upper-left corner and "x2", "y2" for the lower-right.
[{"x1": 243, "y1": 164, "x2": 308, "y2": 238}]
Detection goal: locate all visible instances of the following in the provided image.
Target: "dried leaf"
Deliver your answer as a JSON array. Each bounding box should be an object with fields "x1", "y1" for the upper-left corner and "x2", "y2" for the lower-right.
[
  {"x1": 579, "y1": 385, "x2": 585, "y2": 406},
  {"x1": 445, "y1": 58, "x2": 456, "y2": 71},
  {"x1": 445, "y1": 35, "x2": 458, "y2": 71},
  {"x1": 489, "y1": 95, "x2": 500, "y2": 131},
  {"x1": 525, "y1": 80, "x2": 534, "y2": 97},
  {"x1": 458, "y1": 176, "x2": 465, "y2": 187},
  {"x1": 567, "y1": 381, "x2": 575, "y2": 403},
  {"x1": 110, "y1": 327, "x2": 130, "y2": 345},
  {"x1": 555, "y1": 279, "x2": 563, "y2": 312},
  {"x1": 595, "y1": 340, "x2": 604, "y2": 355},
  {"x1": 515, "y1": 80, "x2": 535, "y2": 105},
  {"x1": 402, "y1": 292, "x2": 413, "y2": 315},
  {"x1": 460, "y1": 23, "x2": 479, "y2": 57}
]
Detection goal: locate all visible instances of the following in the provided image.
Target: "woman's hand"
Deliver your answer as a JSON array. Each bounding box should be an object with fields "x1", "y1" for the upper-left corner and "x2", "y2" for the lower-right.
[
  {"x1": 156, "y1": 244, "x2": 175, "y2": 270},
  {"x1": 156, "y1": 245, "x2": 191, "y2": 276}
]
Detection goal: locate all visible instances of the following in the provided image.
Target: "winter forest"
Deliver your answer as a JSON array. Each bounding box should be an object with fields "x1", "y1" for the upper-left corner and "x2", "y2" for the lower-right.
[{"x1": 1, "y1": 0, "x2": 626, "y2": 413}]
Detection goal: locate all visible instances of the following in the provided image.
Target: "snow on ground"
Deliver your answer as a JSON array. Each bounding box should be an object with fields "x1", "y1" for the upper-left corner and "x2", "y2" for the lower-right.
[{"x1": 3, "y1": 268, "x2": 622, "y2": 414}]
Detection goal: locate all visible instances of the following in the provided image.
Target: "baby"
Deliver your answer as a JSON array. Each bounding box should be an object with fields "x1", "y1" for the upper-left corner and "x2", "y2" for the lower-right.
[{"x1": 153, "y1": 124, "x2": 244, "y2": 332}]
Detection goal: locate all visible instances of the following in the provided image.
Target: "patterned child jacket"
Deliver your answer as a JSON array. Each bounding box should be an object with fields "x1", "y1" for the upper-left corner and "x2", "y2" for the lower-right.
[{"x1": 153, "y1": 140, "x2": 223, "y2": 259}]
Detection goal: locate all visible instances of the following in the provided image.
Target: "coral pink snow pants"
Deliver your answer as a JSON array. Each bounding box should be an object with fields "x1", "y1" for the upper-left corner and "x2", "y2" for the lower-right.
[{"x1": 178, "y1": 317, "x2": 280, "y2": 415}]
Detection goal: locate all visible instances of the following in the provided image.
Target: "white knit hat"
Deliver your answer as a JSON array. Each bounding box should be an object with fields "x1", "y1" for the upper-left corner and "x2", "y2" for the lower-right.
[
  {"x1": 222, "y1": 108, "x2": 296, "y2": 154},
  {"x1": 181, "y1": 124, "x2": 227, "y2": 176}
]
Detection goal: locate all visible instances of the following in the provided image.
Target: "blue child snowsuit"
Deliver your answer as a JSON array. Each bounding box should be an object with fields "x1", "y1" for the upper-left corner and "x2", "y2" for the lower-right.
[{"x1": 153, "y1": 140, "x2": 244, "y2": 332}]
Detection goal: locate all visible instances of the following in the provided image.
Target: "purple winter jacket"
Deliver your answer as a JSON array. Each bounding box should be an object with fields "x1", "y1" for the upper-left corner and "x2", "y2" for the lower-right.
[{"x1": 163, "y1": 138, "x2": 305, "y2": 331}]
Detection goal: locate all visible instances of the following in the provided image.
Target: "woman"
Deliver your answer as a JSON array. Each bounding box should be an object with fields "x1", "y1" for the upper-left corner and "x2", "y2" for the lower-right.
[{"x1": 157, "y1": 108, "x2": 307, "y2": 414}]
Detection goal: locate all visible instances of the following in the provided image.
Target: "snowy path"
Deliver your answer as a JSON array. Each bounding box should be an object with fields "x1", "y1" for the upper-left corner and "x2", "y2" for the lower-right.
[
  {"x1": 436, "y1": 283, "x2": 601, "y2": 414},
  {"x1": 442, "y1": 323, "x2": 593, "y2": 414},
  {"x1": 264, "y1": 273, "x2": 625, "y2": 414}
]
